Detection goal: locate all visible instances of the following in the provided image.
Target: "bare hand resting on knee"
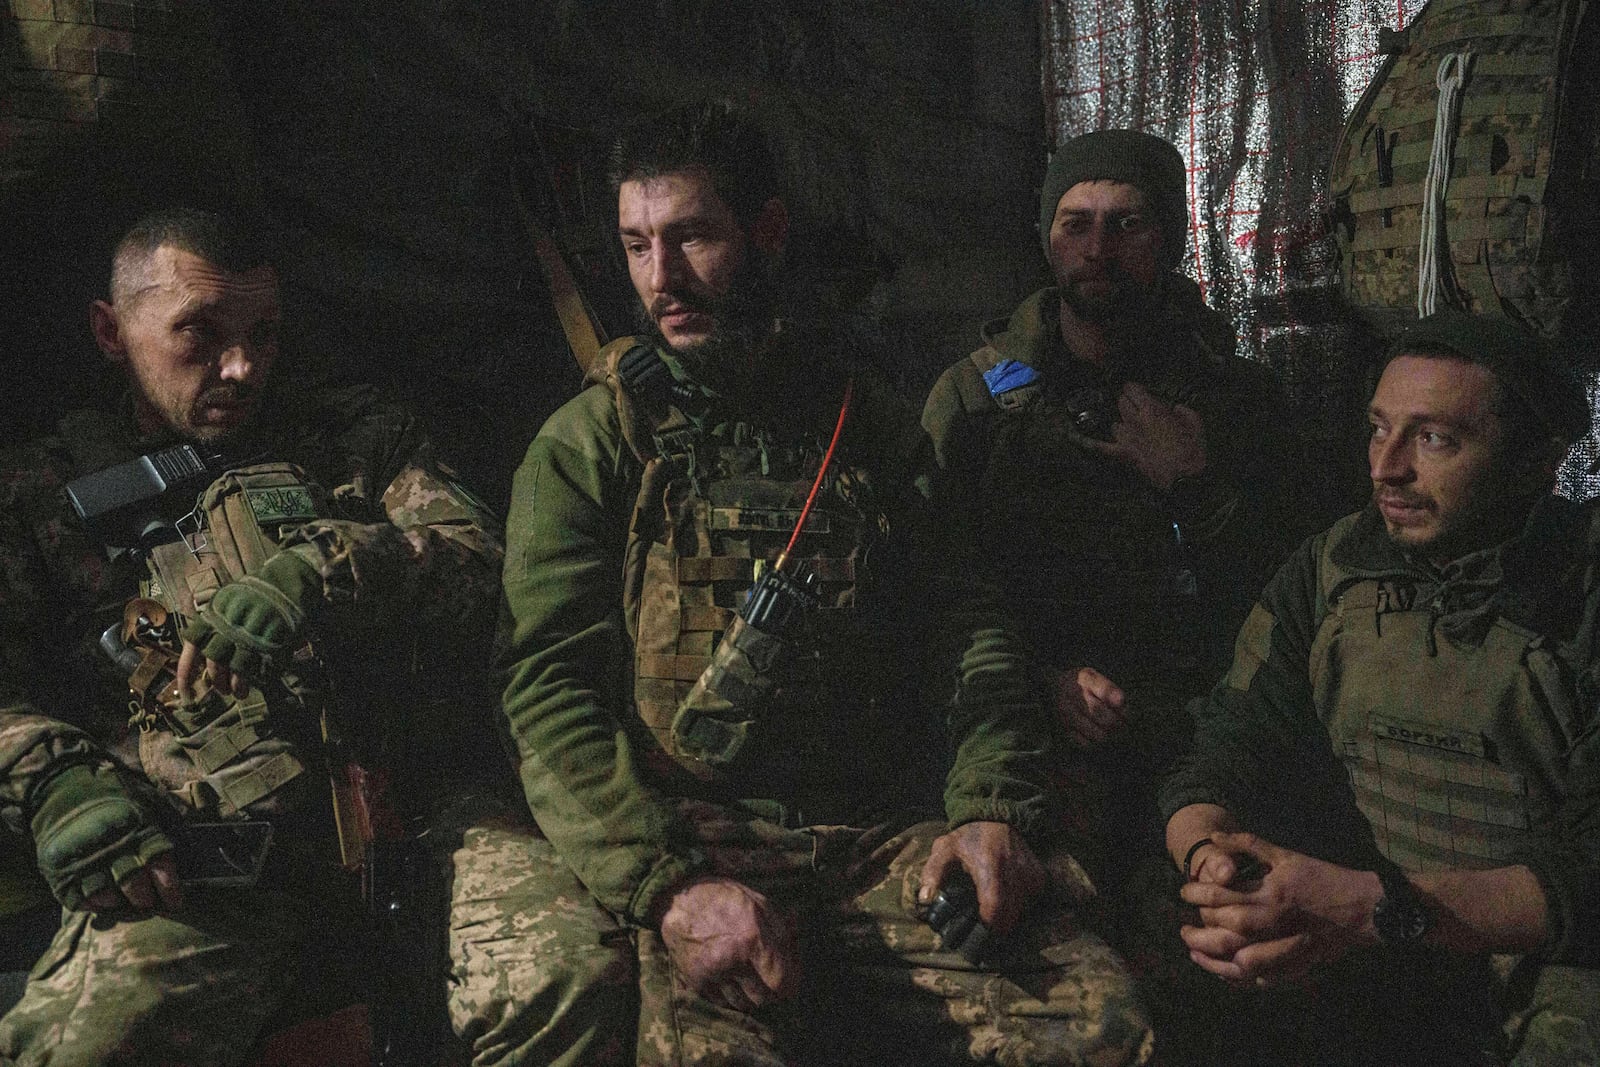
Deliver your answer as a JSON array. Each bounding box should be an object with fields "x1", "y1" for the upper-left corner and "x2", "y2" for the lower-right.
[{"x1": 658, "y1": 876, "x2": 799, "y2": 1012}]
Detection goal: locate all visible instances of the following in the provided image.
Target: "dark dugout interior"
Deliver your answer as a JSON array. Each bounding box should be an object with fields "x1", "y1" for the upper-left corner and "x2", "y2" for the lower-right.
[
  {"x1": 2, "y1": 2, "x2": 1057, "y2": 515},
  {"x1": 3, "y1": 1, "x2": 1597, "y2": 516}
]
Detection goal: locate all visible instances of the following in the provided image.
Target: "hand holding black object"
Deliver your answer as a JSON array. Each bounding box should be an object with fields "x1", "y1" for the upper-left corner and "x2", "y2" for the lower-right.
[
  {"x1": 739, "y1": 563, "x2": 819, "y2": 636},
  {"x1": 924, "y1": 868, "x2": 992, "y2": 964}
]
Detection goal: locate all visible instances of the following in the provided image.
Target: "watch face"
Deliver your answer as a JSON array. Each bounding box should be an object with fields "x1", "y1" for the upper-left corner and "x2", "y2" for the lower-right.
[{"x1": 1374, "y1": 891, "x2": 1429, "y2": 945}]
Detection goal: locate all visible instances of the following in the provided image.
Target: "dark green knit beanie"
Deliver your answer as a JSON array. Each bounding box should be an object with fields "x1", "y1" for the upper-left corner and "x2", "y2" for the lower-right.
[
  {"x1": 1390, "y1": 309, "x2": 1591, "y2": 442},
  {"x1": 1039, "y1": 129, "x2": 1189, "y2": 271}
]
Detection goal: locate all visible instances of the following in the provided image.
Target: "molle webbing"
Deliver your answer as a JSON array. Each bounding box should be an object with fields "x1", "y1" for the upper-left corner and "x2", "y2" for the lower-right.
[
  {"x1": 131, "y1": 463, "x2": 326, "y2": 817},
  {"x1": 1315, "y1": 545, "x2": 1575, "y2": 873},
  {"x1": 1329, "y1": 0, "x2": 1589, "y2": 333},
  {"x1": 629, "y1": 476, "x2": 862, "y2": 785},
  {"x1": 600, "y1": 345, "x2": 874, "y2": 788}
]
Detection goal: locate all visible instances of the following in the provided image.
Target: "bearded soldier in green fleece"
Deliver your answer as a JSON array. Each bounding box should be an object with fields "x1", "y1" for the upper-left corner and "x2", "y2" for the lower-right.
[
  {"x1": 918, "y1": 133, "x2": 1309, "y2": 1054},
  {"x1": 468, "y1": 99, "x2": 1152, "y2": 1067},
  {"x1": 1164, "y1": 312, "x2": 1600, "y2": 1064},
  {"x1": 920, "y1": 130, "x2": 1306, "y2": 860},
  {"x1": 0, "y1": 207, "x2": 503, "y2": 1066}
]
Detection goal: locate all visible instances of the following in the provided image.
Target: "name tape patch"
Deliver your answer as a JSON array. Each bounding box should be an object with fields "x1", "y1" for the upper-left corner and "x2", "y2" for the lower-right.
[{"x1": 1369, "y1": 713, "x2": 1487, "y2": 758}]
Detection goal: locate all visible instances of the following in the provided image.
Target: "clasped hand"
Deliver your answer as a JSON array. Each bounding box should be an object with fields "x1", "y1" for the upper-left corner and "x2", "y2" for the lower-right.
[
  {"x1": 659, "y1": 876, "x2": 798, "y2": 1012},
  {"x1": 1179, "y1": 831, "x2": 1377, "y2": 987}
]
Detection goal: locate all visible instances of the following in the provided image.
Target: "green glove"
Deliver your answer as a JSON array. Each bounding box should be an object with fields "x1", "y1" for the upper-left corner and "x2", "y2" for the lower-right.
[
  {"x1": 182, "y1": 549, "x2": 321, "y2": 680},
  {"x1": 29, "y1": 761, "x2": 175, "y2": 911}
]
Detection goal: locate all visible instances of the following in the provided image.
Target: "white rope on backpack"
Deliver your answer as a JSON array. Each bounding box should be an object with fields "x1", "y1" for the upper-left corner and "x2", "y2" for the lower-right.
[{"x1": 1418, "y1": 51, "x2": 1473, "y2": 317}]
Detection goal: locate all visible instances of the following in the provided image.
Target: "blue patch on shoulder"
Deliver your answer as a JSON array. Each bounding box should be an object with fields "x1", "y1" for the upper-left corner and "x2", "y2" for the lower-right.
[{"x1": 981, "y1": 359, "x2": 1040, "y2": 398}]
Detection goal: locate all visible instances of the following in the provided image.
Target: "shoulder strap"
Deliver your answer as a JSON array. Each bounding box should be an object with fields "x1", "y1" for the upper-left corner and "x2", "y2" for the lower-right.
[
  {"x1": 1317, "y1": 513, "x2": 1371, "y2": 611},
  {"x1": 966, "y1": 345, "x2": 1043, "y2": 413},
  {"x1": 591, "y1": 338, "x2": 667, "y2": 465}
]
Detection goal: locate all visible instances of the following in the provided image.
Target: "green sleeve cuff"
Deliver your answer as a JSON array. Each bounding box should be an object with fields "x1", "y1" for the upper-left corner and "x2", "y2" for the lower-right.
[
  {"x1": 625, "y1": 848, "x2": 710, "y2": 928},
  {"x1": 945, "y1": 796, "x2": 1044, "y2": 840}
]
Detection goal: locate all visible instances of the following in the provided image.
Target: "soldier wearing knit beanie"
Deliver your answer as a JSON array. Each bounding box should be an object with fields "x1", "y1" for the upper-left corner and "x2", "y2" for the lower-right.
[{"x1": 1039, "y1": 129, "x2": 1190, "y2": 272}]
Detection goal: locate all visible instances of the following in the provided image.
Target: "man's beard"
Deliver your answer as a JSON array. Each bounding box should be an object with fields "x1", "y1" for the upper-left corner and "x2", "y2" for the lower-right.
[
  {"x1": 635, "y1": 254, "x2": 780, "y2": 393},
  {"x1": 1058, "y1": 263, "x2": 1155, "y2": 325},
  {"x1": 183, "y1": 382, "x2": 262, "y2": 445}
]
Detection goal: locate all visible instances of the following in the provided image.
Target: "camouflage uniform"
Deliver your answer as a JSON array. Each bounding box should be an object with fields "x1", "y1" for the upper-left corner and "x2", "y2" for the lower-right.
[
  {"x1": 0, "y1": 384, "x2": 504, "y2": 1066},
  {"x1": 1160, "y1": 498, "x2": 1600, "y2": 1064},
  {"x1": 470, "y1": 337, "x2": 1152, "y2": 1066}
]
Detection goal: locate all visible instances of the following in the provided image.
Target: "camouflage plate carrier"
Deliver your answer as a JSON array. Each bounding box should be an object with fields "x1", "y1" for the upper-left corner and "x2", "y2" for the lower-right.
[
  {"x1": 118, "y1": 463, "x2": 330, "y2": 822},
  {"x1": 1330, "y1": 0, "x2": 1597, "y2": 336},
  {"x1": 593, "y1": 341, "x2": 887, "y2": 810}
]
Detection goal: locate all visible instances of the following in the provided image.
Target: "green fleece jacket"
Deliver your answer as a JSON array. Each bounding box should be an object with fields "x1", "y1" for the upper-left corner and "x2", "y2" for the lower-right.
[
  {"x1": 1162, "y1": 497, "x2": 1600, "y2": 966},
  {"x1": 499, "y1": 341, "x2": 1053, "y2": 925},
  {"x1": 921, "y1": 283, "x2": 1310, "y2": 739}
]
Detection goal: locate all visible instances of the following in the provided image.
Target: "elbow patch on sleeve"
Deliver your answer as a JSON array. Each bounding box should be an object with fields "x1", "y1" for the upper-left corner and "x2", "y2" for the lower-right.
[{"x1": 1224, "y1": 604, "x2": 1278, "y2": 693}]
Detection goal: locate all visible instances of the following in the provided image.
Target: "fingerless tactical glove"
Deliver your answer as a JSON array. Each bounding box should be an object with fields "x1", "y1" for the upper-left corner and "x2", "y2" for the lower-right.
[
  {"x1": 29, "y1": 761, "x2": 175, "y2": 911},
  {"x1": 181, "y1": 549, "x2": 320, "y2": 679}
]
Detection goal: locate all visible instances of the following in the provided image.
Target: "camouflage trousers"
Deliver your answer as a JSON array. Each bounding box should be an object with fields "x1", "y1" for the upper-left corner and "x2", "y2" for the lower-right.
[
  {"x1": 0, "y1": 886, "x2": 310, "y2": 1067},
  {"x1": 447, "y1": 803, "x2": 1152, "y2": 1067}
]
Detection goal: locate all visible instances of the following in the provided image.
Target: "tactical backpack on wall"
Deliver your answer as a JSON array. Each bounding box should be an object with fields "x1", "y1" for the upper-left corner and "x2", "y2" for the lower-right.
[{"x1": 1329, "y1": 0, "x2": 1600, "y2": 344}]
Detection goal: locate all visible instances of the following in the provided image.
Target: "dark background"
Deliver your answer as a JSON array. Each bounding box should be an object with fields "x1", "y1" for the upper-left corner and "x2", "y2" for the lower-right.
[
  {"x1": 2, "y1": 1, "x2": 1053, "y2": 511},
  {"x1": 6, "y1": 2, "x2": 1594, "y2": 513}
]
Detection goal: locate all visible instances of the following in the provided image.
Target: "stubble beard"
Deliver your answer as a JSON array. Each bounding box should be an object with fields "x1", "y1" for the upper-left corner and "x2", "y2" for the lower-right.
[
  {"x1": 135, "y1": 375, "x2": 260, "y2": 447},
  {"x1": 635, "y1": 252, "x2": 781, "y2": 391},
  {"x1": 1058, "y1": 264, "x2": 1153, "y2": 326}
]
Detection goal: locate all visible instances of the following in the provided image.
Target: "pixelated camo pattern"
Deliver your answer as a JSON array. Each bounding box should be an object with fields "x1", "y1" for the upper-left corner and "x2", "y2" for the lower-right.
[
  {"x1": 0, "y1": 889, "x2": 306, "y2": 1067},
  {"x1": 0, "y1": 385, "x2": 504, "y2": 1062},
  {"x1": 1330, "y1": 0, "x2": 1586, "y2": 334},
  {"x1": 449, "y1": 808, "x2": 1152, "y2": 1067}
]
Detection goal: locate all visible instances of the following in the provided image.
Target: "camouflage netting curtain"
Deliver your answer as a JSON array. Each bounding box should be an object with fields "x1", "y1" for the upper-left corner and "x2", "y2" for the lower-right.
[{"x1": 1041, "y1": 0, "x2": 1600, "y2": 500}]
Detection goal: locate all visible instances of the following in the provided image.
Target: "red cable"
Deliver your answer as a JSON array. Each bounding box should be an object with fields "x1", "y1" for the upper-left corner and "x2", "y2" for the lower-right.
[{"x1": 777, "y1": 377, "x2": 855, "y2": 569}]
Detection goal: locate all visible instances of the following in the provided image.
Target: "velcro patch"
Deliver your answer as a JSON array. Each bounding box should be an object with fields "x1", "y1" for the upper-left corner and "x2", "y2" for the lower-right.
[
  {"x1": 1369, "y1": 713, "x2": 1487, "y2": 758},
  {"x1": 711, "y1": 507, "x2": 830, "y2": 534},
  {"x1": 245, "y1": 486, "x2": 318, "y2": 525}
]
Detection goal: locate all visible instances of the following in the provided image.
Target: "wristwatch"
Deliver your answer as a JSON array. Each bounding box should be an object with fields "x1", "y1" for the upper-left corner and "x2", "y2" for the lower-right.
[{"x1": 1371, "y1": 861, "x2": 1430, "y2": 947}]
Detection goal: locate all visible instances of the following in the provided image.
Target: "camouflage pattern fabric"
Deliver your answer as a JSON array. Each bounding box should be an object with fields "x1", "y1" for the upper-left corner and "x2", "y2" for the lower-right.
[
  {"x1": 448, "y1": 812, "x2": 636, "y2": 1067},
  {"x1": 453, "y1": 803, "x2": 1152, "y2": 1067},
  {"x1": 0, "y1": 887, "x2": 307, "y2": 1066},
  {"x1": 1503, "y1": 961, "x2": 1600, "y2": 1065},
  {"x1": 1328, "y1": 0, "x2": 1591, "y2": 335},
  {"x1": 0, "y1": 383, "x2": 504, "y2": 1063}
]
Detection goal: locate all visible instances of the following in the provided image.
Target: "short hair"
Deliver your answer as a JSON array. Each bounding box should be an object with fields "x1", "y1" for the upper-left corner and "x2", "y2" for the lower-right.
[
  {"x1": 607, "y1": 98, "x2": 778, "y2": 226},
  {"x1": 110, "y1": 207, "x2": 270, "y2": 306}
]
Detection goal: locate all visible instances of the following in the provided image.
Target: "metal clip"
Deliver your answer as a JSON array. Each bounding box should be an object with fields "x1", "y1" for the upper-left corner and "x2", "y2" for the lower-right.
[
  {"x1": 176, "y1": 505, "x2": 209, "y2": 556},
  {"x1": 127, "y1": 698, "x2": 158, "y2": 733}
]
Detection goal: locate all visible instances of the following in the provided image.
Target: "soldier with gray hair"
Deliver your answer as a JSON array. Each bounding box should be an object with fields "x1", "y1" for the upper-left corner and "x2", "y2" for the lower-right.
[{"x1": 0, "y1": 206, "x2": 504, "y2": 1065}]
